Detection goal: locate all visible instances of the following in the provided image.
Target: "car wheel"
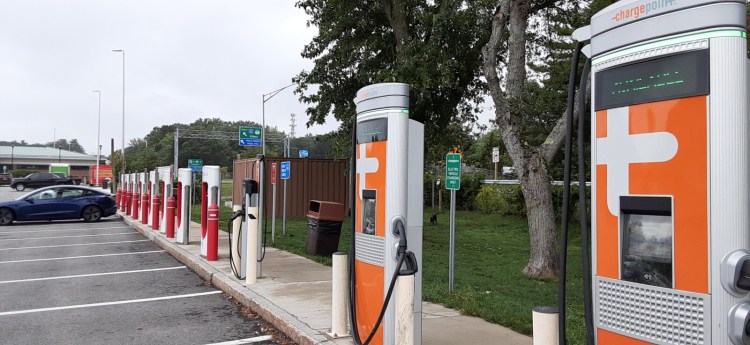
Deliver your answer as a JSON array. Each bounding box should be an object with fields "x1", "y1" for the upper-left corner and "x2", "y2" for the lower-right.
[
  {"x1": 14, "y1": 184, "x2": 25, "y2": 191},
  {"x1": 0, "y1": 208, "x2": 14, "y2": 226},
  {"x1": 82, "y1": 206, "x2": 103, "y2": 222}
]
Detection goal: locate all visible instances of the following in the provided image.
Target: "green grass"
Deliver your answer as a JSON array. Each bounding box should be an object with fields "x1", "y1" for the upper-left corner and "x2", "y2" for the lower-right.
[{"x1": 272, "y1": 211, "x2": 588, "y2": 345}]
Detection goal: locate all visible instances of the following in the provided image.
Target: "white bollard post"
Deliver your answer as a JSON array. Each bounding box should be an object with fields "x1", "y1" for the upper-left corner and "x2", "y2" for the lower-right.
[
  {"x1": 329, "y1": 252, "x2": 349, "y2": 338},
  {"x1": 395, "y1": 274, "x2": 415, "y2": 345},
  {"x1": 532, "y1": 307, "x2": 559, "y2": 345},
  {"x1": 245, "y1": 204, "x2": 259, "y2": 285}
]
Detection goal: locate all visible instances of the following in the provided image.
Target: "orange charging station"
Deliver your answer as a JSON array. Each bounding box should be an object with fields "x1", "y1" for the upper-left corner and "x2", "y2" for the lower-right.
[
  {"x1": 351, "y1": 83, "x2": 423, "y2": 345},
  {"x1": 574, "y1": 1, "x2": 750, "y2": 343}
]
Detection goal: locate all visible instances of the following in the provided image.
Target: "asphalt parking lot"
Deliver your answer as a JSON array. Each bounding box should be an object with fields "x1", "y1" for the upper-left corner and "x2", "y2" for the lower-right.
[{"x1": 0, "y1": 186, "x2": 289, "y2": 345}]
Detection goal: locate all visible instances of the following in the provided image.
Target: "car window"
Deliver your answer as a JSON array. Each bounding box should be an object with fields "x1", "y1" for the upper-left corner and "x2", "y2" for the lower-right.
[
  {"x1": 29, "y1": 189, "x2": 58, "y2": 200},
  {"x1": 59, "y1": 188, "x2": 84, "y2": 198}
]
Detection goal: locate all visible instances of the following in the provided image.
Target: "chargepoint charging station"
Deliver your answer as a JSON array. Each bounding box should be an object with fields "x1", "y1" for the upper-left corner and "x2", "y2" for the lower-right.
[
  {"x1": 200, "y1": 165, "x2": 221, "y2": 259},
  {"x1": 570, "y1": 1, "x2": 750, "y2": 344},
  {"x1": 351, "y1": 83, "x2": 423, "y2": 345},
  {"x1": 176, "y1": 168, "x2": 192, "y2": 244},
  {"x1": 157, "y1": 166, "x2": 172, "y2": 234}
]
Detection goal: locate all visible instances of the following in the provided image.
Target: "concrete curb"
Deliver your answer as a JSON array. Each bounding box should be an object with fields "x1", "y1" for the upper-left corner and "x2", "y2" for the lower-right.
[{"x1": 120, "y1": 216, "x2": 338, "y2": 345}]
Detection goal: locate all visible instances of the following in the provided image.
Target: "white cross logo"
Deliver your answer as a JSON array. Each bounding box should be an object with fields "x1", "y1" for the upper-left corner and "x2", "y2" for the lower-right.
[
  {"x1": 597, "y1": 107, "x2": 678, "y2": 216},
  {"x1": 357, "y1": 144, "x2": 380, "y2": 200}
]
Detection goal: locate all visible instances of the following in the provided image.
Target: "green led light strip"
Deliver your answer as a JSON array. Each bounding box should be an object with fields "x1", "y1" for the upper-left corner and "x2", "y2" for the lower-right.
[{"x1": 593, "y1": 29, "x2": 745, "y2": 64}]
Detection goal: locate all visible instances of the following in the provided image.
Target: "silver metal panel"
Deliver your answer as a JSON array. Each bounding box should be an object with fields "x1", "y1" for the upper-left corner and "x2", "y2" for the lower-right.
[
  {"x1": 407, "y1": 119, "x2": 424, "y2": 345},
  {"x1": 354, "y1": 83, "x2": 409, "y2": 114},
  {"x1": 591, "y1": 0, "x2": 744, "y2": 36},
  {"x1": 597, "y1": 277, "x2": 710, "y2": 344},
  {"x1": 709, "y1": 36, "x2": 748, "y2": 345},
  {"x1": 354, "y1": 233, "x2": 386, "y2": 267},
  {"x1": 593, "y1": 39, "x2": 708, "y2": 72},
  {"x1": 590, "y1": 3, "x2": 745, "y2": 57}
]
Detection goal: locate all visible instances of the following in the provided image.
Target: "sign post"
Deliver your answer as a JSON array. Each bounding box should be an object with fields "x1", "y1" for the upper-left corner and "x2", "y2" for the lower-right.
[
  {"x1": 492, "y1": 147, "x2": 500, "y2": 180},
  {"x1": 271, "y1": 162, "x2": 277, "y2": 242},
  {"x1": 239, "y1": 127, "x2": 262, "y2": 147},
  {"x1": 445, "y1": 153, "x2": 461, "y2": 292},
  {"x1": 280, "y1": 161, "x2": 291, "y2": 235}
]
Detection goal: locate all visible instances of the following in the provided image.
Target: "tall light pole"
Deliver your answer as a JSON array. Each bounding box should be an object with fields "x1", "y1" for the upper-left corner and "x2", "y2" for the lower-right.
[
  {"x1": 57, "y1": 146, "x2": 62, "y2": 163},
  {"x1": 262, "y1": 83, "x2": 295, "y2": 156},
  {"x1": 10, "y1": 144, "x2": 14, "y2": 171},
  {"x1": 112, "y1": 49, "x2": 125, "y2": 177},
  {"x1": 93, "y1": 90, "x2": 102, "y2": 185}
]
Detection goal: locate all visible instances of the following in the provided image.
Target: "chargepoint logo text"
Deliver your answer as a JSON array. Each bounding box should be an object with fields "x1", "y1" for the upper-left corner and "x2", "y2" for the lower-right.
[{"x1": 612, "y1": 0, "x2": 677, "y2": 22}]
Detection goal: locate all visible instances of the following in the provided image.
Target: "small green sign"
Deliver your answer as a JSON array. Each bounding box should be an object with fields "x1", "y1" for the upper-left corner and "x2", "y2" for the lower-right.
[
  {"x1": 446, "y1": 153, "x2": 461, "y2": 190},
  {"x1": 188, "y1": 159, "x2": 203, "y2": 172}
]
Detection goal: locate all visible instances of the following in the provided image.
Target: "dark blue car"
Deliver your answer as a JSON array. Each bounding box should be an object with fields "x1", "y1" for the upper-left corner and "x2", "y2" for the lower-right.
[{"x1": 0, "y1": 186, "x2": 117, "y2": 225}]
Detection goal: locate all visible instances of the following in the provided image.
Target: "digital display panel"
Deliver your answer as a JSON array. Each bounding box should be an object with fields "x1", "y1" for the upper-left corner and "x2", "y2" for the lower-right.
[
  {"x1": 362, "y1": 190, "x2": 376, "y2": 235},
  {"x1": 621, "y1": 213, "x2": 673, "y2": 288},
  {"x1": 357, "y1": 118, "x2": 388, "y2": 144},
  {"x1": 595, "y1": 49, "x2": 709, "y2": 110}
]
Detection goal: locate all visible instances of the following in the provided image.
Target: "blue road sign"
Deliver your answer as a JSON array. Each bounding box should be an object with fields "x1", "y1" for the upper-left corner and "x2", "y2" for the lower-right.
[
  {"x1": 281, "y1": 161, "x2": 290, "y2": 180},
  {"x1": 299, "y1": 150, "x2": 309, "y2": 158},
  {"x1": 240, "y1": 138, "x2": 262, "y2": 147}
]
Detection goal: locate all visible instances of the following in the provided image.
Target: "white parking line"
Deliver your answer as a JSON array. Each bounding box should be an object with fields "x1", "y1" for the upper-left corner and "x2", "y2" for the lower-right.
[
  {"x1": 0, "y1": 239, "x2": 150, "y2": 251},
  {"x1": 0, "y1": 291, "x2": 223, "y2": 316},
  {"x1": 0, "y1": 232, "x2": 137, "y2": 242},
  {"x1": 204, "y1": 336, "x2": 274, "y2": 345},
  {"x1": 0, "y1": 250, "x2": 165, "y2": 264},
  {"x1": 0, "y1": 226, "x2": 131, "y2": 234},
  {"x1": 0, "y1": 266, "x2": 186, "y2": 284}
]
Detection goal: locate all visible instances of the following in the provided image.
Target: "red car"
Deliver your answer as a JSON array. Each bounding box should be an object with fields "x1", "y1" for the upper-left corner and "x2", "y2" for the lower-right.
[{"x1": 0, "y1": 173, "x2": 11, "y2": 186}]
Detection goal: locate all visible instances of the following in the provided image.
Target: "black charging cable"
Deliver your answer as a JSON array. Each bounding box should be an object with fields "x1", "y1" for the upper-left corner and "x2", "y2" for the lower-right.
[{"x1": 228, "y1": 208, "x2": 245, "y2": 279}]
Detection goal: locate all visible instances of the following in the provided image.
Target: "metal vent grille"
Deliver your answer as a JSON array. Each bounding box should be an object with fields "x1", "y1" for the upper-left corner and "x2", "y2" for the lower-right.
[
  {"x1": 597, "y1": 277, "x2": 709, "y2": 345},
  {"x1": 355, "y1": 233, "x2": 385, "y2": 267},
  {"x1": 594, "y1": 39, "x2": 708, "y2": 71}
]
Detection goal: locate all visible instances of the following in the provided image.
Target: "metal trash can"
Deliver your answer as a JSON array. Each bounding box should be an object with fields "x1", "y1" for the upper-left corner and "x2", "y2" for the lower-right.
[
  {"x1": 306, "y1": 200, "x2": 346, "y2": 256},
  {"x1": 102, "y1": 178, "x2": 110, "y2": 189}
]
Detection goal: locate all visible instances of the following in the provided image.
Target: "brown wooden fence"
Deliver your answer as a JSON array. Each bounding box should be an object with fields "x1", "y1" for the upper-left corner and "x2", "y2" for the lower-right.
[{"x1": 232, "y1": 158, "x2": 349, "y2": 218}]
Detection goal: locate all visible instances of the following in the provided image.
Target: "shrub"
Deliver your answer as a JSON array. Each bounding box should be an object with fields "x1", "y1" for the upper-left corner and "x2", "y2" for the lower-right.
[
  {"x1": 474, "y1": 185, "x2": 509, "y2": 214},
  {"x1": 10, "y1": 170, "x2": 34, "y2": 178}
]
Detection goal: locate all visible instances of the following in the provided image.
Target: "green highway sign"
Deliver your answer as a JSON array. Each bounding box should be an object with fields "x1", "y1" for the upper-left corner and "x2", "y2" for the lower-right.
[
  {"x1": 188, "y1": 159, "x2": 203, "y2": 172},
  {"x1": 239, "y1": 126, "x2": 262, "y2": 147},
  {"x1": 446, "y1": 153, "x2": 461, "y2": 190}
]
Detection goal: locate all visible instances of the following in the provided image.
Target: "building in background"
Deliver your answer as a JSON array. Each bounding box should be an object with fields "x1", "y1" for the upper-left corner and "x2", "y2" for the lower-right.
[{"x1": 0, "y1": 146, "x2": 99, "y2": 179}]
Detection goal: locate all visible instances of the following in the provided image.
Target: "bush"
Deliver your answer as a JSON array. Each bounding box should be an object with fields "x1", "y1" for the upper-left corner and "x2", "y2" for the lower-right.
[
  {"x1": 474, "y1": 184, "x2": 525, "y2": 215},
  {"x1": 10, "y1": 170, "x2": 34, "y2": 178},
  {"x1": 423, "y1": 171, "x2": 486, "y2": 211}
]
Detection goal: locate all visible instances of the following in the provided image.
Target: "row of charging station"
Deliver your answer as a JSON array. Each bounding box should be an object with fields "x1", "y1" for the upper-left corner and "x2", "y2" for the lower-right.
[{"x1": 116, "y1": 165, "x2": 223, "y2": 261}]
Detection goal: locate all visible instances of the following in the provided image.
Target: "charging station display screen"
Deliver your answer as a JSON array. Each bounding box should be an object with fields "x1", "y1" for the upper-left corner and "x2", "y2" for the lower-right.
[
  {"x1": 357, "y1": 118, "x2": 388, "y2": 143},
  {"x1": 362, "y1": 191, "x2": 377, "y2": 235},
  {"x1": 621, "y1": 213, "x2": 673, "y2": 288},
  {"x1": 595, "y1": 49, "x2": 709, "y2": 110}
]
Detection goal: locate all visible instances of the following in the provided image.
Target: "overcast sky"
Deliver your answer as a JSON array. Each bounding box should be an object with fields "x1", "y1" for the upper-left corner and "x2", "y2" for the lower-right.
[{"x1": 0, "y1": 0, "x2": 334, "y2": 155}]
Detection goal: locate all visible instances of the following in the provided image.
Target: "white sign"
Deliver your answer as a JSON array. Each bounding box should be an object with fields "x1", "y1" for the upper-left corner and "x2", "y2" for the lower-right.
[{"x1": 492, "y1": 147, "x2": 500, "y2": 163}]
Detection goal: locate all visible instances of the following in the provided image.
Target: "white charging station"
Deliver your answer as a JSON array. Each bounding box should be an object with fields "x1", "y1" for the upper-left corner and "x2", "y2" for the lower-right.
[
  {"x1": 573, "y1": 1, "x2": 749, "y2": 343},
  {"x1": 200, "y1": 165, "x2": 221, "y2": 258},
  {"x1": 176, "y1": 168, "x2": 192, "y2": 245},
  {"x1": 148, "y1": 170, "x2": 157, "y2": 228},
  {"x1": 157, "y1": 166, "x2": 172, "y2": 234}
]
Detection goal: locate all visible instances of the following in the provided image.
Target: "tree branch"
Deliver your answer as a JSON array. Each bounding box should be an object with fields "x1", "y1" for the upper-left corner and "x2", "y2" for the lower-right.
[
  {"x1": 379, "y1": 0, "x2": 410, "y2": 48},
  {"x1": 540, "y1": 81, "x2": 591, "y2": 164}
]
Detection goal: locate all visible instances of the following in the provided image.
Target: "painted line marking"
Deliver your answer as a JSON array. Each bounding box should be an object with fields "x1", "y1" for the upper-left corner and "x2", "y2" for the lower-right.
[
  {"x1": 0, "y1": 226, "x2": 131, "y2": 234},
  {"x1": 0, "y1": 232, "x2": 138, "y2": 242},
  {"x1": 0, "y1": 239, "x2": 150, "y2": 251},
  {"x1": 0, "y1": 250, "x2": 165, "y2": 264},
  {"x1": 0, "y1": 291, "x2": 223, "y2": 316},
  {"x1": 0, "y1": 266, "x2": 186, "y2": 284},
  {"x1": 204, "y1": 336, "x2": 274, "y2": 345}
]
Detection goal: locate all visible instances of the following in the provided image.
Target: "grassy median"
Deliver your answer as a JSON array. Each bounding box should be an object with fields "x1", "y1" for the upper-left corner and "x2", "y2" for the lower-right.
[{"x1": 269, "y1": 211, "x2": 587, "y2": 345}]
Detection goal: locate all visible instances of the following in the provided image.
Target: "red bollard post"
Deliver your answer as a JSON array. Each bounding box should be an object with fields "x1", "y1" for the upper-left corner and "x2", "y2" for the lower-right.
[
  {"x1": 151, "y1": 195, "x2": 161, "y2": 231},
  {"x1": 141, "y1": 193, "x2": 150, "y2": 223},
  {"x1": 166, "y1": 197, "x2": 176, "y2": 239},
  {"x1": 132, "y1": 191, "x2": 140, "y2": 221},
  {"x1": 206, "y1": 204, "x2": 219, "y2": 261},
  {"x1": 125, "y1": 190, "x2": 133, "y2": 216}
]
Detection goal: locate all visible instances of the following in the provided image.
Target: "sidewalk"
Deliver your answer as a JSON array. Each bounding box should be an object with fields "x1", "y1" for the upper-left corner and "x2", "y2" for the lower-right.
[{"x1": 120, "y1": 214, "x2": 532, "y2": 345}]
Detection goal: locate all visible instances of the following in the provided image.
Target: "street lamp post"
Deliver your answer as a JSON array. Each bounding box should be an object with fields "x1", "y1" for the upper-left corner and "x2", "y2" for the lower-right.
[
  {"x1": 10, "y1": 144, "x2": 14, "y2": 171},
  {"x1": 57, "y1": 146, "x2": 62, "y2": 163},
  {"x1": 262, "y1": 83, "x2": 295, "y2": 156},
  {"x1": 112, "y1": 49, "x2": 125, "y2": 179},
  {"x1": 93, "y1": 90, "x2": 102, "y2": 185}
]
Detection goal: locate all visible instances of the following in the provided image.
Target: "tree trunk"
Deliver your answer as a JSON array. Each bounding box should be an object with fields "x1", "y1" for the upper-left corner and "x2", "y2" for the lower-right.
[{"x1": 518, "y1": 152, "x2": 558, "y2": 278}]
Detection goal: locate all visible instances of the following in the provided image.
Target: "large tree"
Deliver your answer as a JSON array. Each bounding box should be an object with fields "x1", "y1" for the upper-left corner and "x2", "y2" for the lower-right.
[{"x1": 294, "y1": 0, "x2": 496, "y2": 164}]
